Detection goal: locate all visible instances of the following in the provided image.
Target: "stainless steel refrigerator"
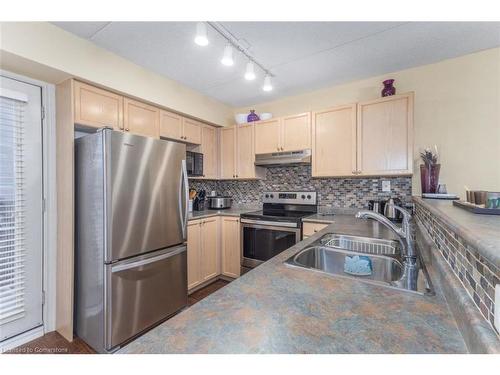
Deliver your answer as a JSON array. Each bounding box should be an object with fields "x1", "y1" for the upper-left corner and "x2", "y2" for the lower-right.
[{"x1": 74, "y1": 128, "x2": 189, "y2": 353}]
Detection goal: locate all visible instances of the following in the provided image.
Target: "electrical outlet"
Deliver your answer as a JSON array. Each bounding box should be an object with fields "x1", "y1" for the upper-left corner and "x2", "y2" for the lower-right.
[
  {"x1": 382, "y1": 180, "x2": 391, "y2": 192},
  {"x1": 495, "y1": 284, "x2": 500, "y2": 331}
]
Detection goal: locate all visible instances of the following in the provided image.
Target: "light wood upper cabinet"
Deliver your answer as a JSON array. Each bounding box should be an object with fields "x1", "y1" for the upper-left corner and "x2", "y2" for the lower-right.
[
  {"x1": 281, "y1": 112, "x2": 311, "y2": 152},
  {"x1": 312, "y1": 105, "x2": 357, "y2": 177},
  {"x1": 183, "y1": 118, "x2": 202, "y2": 145},
  {"x1": 201, "y1": 217, "x2": 219, "y2": 281},
  {"x1": 159, "y1": 111, "x2": 201, "y2": 145},
  {"x1": 220, "y1": 125, "x2": 264, "y2": 180},
  {"x1": 255, "y1": 118, "x2": 281, "y2": 154},
  {"x1": 254, "y1": 113, "x2": 312, "y2": 153},
  {"x1": 221, "y1": 217, "x2": 240, "y2": 278},
  {"x1": 236, "y1": 124, "x2": 257, "y2": 179},
  {"x1": 159, "y1": 110, "x2": 183, "y2": 141},
  {"x1": 200, "y1": 125, "x2": 218, "y2": 179},
  {"x1": 187, "y1": 220, "x2": 202, "y2": 290},
  {"x1": 357, "y1": 93, "x2": 413, "y2": 176},
  {"x1": 219, "y1": 126, "x2": 236, "y2": 179},
  {"x1": 74, "y1": 81, "x2": 123, "y2": 130},
  {"x1": 123, "y1": 98, "x2": 160, "y2": 138}
]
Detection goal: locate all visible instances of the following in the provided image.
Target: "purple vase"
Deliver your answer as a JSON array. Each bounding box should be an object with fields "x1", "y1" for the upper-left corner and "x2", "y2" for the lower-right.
[
  {"x1": 420, "y1": 164, "x2": 441, "y2": 194},
  {"x1": 247, "y1": 110, "x2": 260, "y2": 122},
  {"x1": 381, "y1": 79, "x2": 396, "y2": 97}
]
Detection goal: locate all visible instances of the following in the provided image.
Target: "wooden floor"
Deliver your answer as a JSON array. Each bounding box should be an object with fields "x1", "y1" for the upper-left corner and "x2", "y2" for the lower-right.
[{"x1": 6, "y1": 279, "x2": 229, "y2": 354}]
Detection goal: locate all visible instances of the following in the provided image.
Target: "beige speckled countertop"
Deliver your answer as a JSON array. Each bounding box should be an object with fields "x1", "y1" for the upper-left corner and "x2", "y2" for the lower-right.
[
  {"x1": 118, "y1": 215, "x2": 467, "y2": 354},
  {"x1": 413, "y1": 197, "x2": 500, "y2": 267}
]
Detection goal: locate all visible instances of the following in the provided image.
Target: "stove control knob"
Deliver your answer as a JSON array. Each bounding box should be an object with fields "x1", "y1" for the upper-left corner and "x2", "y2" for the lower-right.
[
  {"x1": 265, "y1": 194, "x2": 269, "y2": 199},
  {"x1": 307, "y1": 194, "x2": 312, "y2": 199},
  {"x1": 301, "y1": 194, "x2": 306, "y2": 199},
  {"x1": 270, "y1": 194, "x2": 274, "y2": 199}
]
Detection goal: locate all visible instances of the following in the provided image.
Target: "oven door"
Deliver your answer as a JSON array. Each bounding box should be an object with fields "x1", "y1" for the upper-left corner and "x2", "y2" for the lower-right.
[{"x1": 241, "y1": 220, "x2": 301, "y2": 268}]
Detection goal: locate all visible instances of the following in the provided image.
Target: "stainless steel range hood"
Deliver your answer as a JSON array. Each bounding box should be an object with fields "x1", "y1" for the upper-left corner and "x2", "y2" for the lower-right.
[{"x1": 254, "y1": 149, "x2": 311, "y2": 167}]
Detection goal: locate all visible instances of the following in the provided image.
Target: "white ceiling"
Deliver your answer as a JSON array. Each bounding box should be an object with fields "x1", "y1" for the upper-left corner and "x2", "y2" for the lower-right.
[{"x1": 52, "y1": 22, "x2": 500, "y2": 107}]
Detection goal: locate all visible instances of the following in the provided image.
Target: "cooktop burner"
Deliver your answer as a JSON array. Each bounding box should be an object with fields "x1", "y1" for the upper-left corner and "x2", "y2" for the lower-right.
[{"x1": 240, "y1": 191, "x2": 318, "y2": 224}]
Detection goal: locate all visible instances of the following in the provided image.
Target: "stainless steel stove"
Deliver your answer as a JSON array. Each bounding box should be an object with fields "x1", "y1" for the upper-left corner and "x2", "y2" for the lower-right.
[{"x1": 240, "y1": 191, "x2": 317, "y2": 270}]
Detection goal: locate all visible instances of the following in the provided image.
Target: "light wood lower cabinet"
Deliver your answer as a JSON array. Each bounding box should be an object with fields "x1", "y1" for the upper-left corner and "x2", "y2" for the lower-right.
[
  {"x1": 187, "y1": 217, "x2": 220, "y2": 290},
  {"x1": 312, "y1": 104, "x2": 357, "y2": 177},
  {"x1": 187, "y1": 220, "x2": 202, "y2": 290},
  {"x1": 123, "y1": 98, "x2": 160, "y2": 138},
  {"x1": 221, "y1": 217, "x2": 241, "y2": 278},
  {"x1": 187, "y1": 216, "x2": 241, "y2": 290}
]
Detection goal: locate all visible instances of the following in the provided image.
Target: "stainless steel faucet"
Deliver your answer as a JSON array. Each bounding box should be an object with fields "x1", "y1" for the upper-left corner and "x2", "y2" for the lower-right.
[
  {"x1": 355, "y1": 205, "x2": 421, "y2": 291},
  {"x1": 355, "y1": 205, "x2": 415, "y2": 258}
]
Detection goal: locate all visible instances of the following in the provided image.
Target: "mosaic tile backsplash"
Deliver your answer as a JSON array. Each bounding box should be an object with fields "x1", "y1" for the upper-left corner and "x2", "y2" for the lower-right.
[
  {"x1": 415, "y1": 203, "x2": 499, "y2": 335},
  {"x1": 190, "y1": 165, "x2": 412, "y2": 209}
]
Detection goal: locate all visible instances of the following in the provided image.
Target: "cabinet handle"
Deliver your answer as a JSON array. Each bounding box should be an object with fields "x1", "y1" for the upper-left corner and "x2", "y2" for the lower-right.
[{"x1": 125, "y1": 128, "x2": 129, "y2": 132}]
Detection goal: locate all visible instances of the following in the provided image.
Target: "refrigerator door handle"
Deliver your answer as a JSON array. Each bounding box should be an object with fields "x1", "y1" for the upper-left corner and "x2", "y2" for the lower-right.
[
  {"x1": 179, "y1": 159, "x2": 189, "y2": 240},
  {"x1": 111, "y1": 246, "x2": 186, "y2": 273}
]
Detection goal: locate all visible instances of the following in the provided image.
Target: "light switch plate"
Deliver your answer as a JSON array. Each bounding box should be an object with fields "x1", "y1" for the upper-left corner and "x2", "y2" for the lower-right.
[
  {"x1": 382, "y1": 180, "x2": 391, "y2": 192},
  {"x1": 495, "y1": 284, "x2": 500, "y2": 331}
]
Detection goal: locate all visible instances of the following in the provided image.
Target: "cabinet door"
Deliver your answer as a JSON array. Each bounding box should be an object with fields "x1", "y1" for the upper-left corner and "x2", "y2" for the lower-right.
[
  {"x1": 159, "y1": 110, "x2": 183, "y2": 141},
  {"x1": 201, "y1": 218, "x2": 219, "y2": 281},
  {"x1": 221, "y1": 217, "x2": 240, "y2": 278},
  {"x1": 123, "y1": 98, "x2": 160, "y2": 138},
  {"x1": 74, "y1": 81, "x2": 123, "y2": 130},
  {"x1": 201, "y1": 125, "x2": 217, "y2": 179},
  {"x1": 282, "y1": 112, "x2": 311, "y2": 151},
  {"x1": 236, "y1": 124, "x2": 255, "y2": 179},
  {"x1": 254, "y1": 118, "x2": 281, "y2": 154},
  {"x1": 219, "y1": 126, "x2": 236, "y2": 179},
  {"x1": 357, "y1": 94, "x2": 413, "y2": 176},
  {"x1": 182, "y1": 118, "x2": 202, "y2": 145},
  {"x1": 187, "y1": 220, "x2": 202, "y2": 290},
  {"x1": 312, "y1": 105, "x2": 357, "y2": 177}
]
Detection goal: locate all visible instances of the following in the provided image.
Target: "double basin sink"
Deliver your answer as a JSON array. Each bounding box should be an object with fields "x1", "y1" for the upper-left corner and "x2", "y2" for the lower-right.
[{"x1": 285, "y1": 233, "x2": 434, "y2": 295}]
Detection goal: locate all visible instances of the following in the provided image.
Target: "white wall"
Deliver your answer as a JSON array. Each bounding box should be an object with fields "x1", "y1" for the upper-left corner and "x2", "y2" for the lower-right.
[
  {"x1": 0, "y1": 22, "x2": 233, "y2": 126},
  {"x1": 235, "y1": 48, "x2": 500, "y2": 198}
]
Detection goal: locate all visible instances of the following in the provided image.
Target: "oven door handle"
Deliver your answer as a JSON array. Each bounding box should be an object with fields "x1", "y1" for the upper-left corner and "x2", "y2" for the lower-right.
[{"x1": 240, "y1": 218, "x2": 298, "y2": 228}]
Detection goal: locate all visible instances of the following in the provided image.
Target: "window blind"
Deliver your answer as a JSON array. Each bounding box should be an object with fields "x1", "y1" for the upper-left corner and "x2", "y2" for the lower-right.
[{"x1": 0, "y1": 91, "x2": 27, "y2": 326}]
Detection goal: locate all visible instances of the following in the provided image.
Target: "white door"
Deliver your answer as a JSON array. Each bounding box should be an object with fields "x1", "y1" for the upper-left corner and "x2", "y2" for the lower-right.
[{"x1": 0, "y1": 76, "x2": 43, "y2": 341}]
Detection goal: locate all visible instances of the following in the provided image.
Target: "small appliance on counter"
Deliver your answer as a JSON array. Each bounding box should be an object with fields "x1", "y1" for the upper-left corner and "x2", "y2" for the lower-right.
[
  {"x1": 383, "y1": 197, "x2": 403, "y2": 222},
  {"x1": 368, "y1": 200, "x2": 385, "y2": 214},
  {"x1": 208, "y1": 196, "x2": 232, "y2": 209},
  {"x1": 193, "y1": 189, "x2": 206, "y2": 211}
]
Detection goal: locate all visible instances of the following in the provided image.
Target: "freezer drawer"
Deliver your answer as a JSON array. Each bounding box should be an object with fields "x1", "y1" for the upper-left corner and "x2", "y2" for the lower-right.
[{"x1": 106, "y1": 245, "x2": 187, "y2": 350}]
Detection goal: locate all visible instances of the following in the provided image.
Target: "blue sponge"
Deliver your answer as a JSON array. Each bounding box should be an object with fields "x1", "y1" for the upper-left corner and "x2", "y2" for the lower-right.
[{"x1": 344, "y1": 255, "x2": 373, "y2": 276}]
